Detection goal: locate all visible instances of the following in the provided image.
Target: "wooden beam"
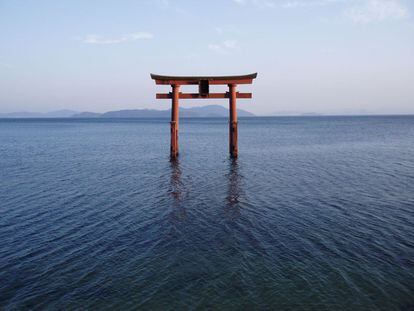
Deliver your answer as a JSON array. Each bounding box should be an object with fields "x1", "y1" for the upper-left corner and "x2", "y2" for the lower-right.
[
  {"x1": 156, "y1": 92, "x2": 252, "y2": 99},
  {"x1": 151, "y1": 73, "x2": 257, "y2": 85},
  {"x1": 154, "y1": 79, "x2": 254, "y2": 85},
  {"x1": 151, "y1": 73, "x2": 257, "y2": 81}
]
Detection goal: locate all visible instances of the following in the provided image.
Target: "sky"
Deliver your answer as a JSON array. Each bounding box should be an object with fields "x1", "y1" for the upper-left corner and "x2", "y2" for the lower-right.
[{"x1": 0, "y1": 0, "x2": 413, "y2": 115}]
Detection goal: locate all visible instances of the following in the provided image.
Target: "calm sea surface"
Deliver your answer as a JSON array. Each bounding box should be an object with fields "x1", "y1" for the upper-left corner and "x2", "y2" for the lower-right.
[{"x1": 1, "y1": 116, "x2": 413, "y2": 310}]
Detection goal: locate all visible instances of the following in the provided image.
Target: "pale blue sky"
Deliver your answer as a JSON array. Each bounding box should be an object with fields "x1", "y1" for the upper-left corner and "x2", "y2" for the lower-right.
[{"x1": 1, "y1": 0, "x2": 413, "y2": 115}]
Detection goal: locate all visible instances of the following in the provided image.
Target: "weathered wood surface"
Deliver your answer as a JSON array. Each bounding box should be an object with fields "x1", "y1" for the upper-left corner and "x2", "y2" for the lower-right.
[
  {"x1": 229, "y1": 84, "x2": 238, "y2": 158},
  {"x1": 150, "y1": 73, "x2": 257, "y2": 85},
  {"x1": 170, "y1": 85, "x2": 180, "y2": 158},
  {"x1": 156, "y1": 92, "x2": 252, "y2": 99}
]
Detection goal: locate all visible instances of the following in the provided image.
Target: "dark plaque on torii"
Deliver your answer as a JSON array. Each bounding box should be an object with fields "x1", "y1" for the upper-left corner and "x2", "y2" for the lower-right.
[{"x1": 151, "y1": 73, "x2": 257, "y2": 159}]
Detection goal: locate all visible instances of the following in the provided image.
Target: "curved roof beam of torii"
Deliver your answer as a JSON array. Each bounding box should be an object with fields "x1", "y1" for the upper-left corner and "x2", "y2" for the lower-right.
[{"x1": 150, "y1": 73, "x2": 257, "y2": 85}]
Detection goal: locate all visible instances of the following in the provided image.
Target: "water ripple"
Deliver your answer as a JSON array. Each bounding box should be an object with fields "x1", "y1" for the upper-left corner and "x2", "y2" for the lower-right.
[{"x1": 0, "y1": 116, "x2": 413, "y2": 309}]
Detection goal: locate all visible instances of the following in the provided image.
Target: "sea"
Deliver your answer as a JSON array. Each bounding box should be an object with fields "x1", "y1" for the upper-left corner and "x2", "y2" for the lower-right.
[{"x1": 0, "y1": 116, "x2": 413, "y2": 310}]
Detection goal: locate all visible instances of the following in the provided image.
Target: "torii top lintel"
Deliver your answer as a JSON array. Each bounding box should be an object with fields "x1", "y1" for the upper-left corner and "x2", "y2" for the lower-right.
[{"x1": 150, "y1": 73, "x2": 257, "y2": 85}]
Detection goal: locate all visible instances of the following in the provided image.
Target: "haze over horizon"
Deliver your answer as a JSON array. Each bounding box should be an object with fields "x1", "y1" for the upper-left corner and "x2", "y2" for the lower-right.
[{"x1": 1, "y1": 0, "x2": 413, "y2": 115}]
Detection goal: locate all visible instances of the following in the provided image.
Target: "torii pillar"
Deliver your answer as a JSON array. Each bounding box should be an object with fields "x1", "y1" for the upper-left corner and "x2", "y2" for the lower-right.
[
  {"x1": 171, "y1": 84, "x2": 180, "y2": 157},
  {"x1": 228, "y1": 83, "x2": 238, "y2": 158},
  {"x1": 151, "y1": 73, "x2": 257, "y2": 159}
]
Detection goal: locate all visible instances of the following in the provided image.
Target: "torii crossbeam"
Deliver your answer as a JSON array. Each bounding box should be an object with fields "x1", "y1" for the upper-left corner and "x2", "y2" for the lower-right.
[{"x1": 150, "y1": 73, "x2": 257, "y2": 159}]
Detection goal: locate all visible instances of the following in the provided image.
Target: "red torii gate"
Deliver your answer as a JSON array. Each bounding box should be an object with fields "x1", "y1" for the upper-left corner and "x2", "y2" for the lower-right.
[{"x1": 150, "y1": 73, "x2": 257, "y2": 159}]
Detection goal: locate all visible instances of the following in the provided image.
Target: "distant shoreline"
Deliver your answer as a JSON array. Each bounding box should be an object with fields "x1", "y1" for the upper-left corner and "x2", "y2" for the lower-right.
[
  {"x1": 0, "y1": 105, "x2": 256, "y2": 119},
  {"x1": 1, "y1": 114, "x2": 413, "y2": 119}
]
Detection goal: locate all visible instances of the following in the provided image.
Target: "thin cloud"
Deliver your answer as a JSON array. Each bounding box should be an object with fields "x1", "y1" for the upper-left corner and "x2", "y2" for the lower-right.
[
  {"x1": 345, "y1": 0, "x2": 408, "y2": 24},
  {"x1": 208, "y1": 44, "x2": 227, "y2": 54},
  {"x1": 83, "y1": 32, "x2": 153, "y2": 44},
  {"x1": 208, "y1": 40, "x2": 240, "y2": 54},
  {"x1": 215, "y1": 27, "x2": 224, "y2": 34},
  {"x1": 213, "y1": 25, "x2": 242, "y2": 36},
  {"x1": 231, "y1": 0, "x2": 409, "y2": 24},
  {"x1": 153, "y1": 0, "x2": 188, "y2": 14},
  {"x1": 232, "y1": 0, "x2": 274, "y2": 8},
  {"x1": 223, "y1": 40, "x2": 239, "y2": 49},
  {"x1": 232, "y1": 0, "x2": 343, "y2": 9},
  {"x1": 252, "y1": 0, "x2": 276, "y2": 8},
  {"x1": 156, "y1": 0, "x2": 170, "y2": 9},
  {"x1": 282, "y1": 0, "x2": 344, "y2": 8},
  {"x1": 0, "y1": 62, "x2": 13, "y2": 68}
]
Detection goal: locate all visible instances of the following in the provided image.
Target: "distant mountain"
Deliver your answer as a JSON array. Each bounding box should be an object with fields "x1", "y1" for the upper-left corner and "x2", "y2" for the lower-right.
[
  {"x1": 73, "y1": 105, "x2": 254, "y2": 118},
  {"x1": 100, "y1": 109, "x2": 166, "y2": 118},
  {"x1": 272, "y1": 110, "x2": 324, "y2": 116},
  {"x1": 70, "y1": 111, "x2": 101, "y2": 118},
  {"x1": 180, "y1": 105, "x2": 254, "y2": 117},
  {"x1": 1, "y1": 105, "x2": 255, "y2": 118},
  {"x1": 0, "y1": 109, "x2": 78, "y2": 118},
  {"x1": 300, "y1": 112, "x2": 324, "y2": 116}
]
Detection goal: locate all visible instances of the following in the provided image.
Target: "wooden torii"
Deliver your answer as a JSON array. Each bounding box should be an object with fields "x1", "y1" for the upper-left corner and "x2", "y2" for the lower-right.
[{"x1": 150, "y1": 73, "x2": 257, "y2": 158}]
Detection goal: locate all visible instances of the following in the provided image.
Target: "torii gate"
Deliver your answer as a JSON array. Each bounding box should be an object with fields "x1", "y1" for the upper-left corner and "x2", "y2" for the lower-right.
[{"x1": 150, "y1": 73, "x2": 257, "y2": 159}]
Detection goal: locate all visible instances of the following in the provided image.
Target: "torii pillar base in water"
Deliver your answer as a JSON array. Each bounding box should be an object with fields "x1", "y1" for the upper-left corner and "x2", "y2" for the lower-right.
[
  {"x1": 229, "y1": 84, "x2": 238, "y2": 158},
  {"x1": 150, "y1": 73, "x2": 257, "y2": 159},
  {"x1": 170, "y1": 84, "x2": 180, "y2": 158}
]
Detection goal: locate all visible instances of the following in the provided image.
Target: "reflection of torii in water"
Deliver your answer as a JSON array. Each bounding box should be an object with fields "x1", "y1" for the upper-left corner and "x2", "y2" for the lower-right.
[
  {"x1": 151, "y1": 73, "x2": 257, "y2": 159},
  {"x1": 169, "y1": 158, "x2": 186, "y2": 221},
  {"x1": 168, "y1": 158, "x2": 243, "y2": 220},
  {"x1": 169, "y1": 159, "x2": 183, "y2": 201},
  {"x1": 226, "y1": 159, "x2": 243, "y2": 212}
]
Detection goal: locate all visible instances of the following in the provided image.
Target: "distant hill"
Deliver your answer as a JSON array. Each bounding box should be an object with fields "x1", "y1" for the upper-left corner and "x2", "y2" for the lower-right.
[
  {"x1": 70, "y1": 111, "x2": 101, "y2": 118},
  {"x1": 99, "y1": 109, "x2": 166, "y2": 118},
  {"x1": 271, "y1": 110, "x2": 324, "y2": 116},
  {"x1": 0, "y1": 109, "x2": 78, "y2": 118},
  {"x1": 73, "y1": 105, "x2": 254, "y2": 118},
  {"x1": 181, "y1": 105, "x2": 254, "y2": 117},
  {"x1": 1, "y1": 105, "x2": 255, "y2": 118}
]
